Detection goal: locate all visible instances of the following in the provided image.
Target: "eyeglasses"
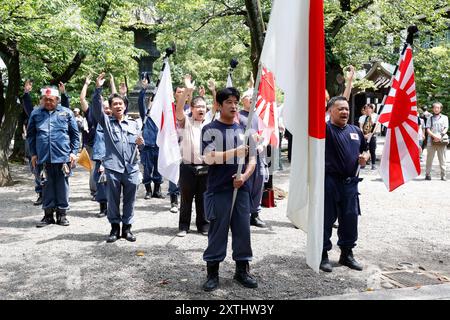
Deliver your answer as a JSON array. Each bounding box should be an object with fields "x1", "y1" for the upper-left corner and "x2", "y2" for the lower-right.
[{"x1": 192, "y1": 105, "x2": 206, "y2": 108}]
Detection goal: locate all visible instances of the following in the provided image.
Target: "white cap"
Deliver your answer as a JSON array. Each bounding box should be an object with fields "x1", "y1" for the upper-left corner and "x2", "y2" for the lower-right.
[
  {"x1": 242, "y1": 88, "x2": 254, "y2": 98},
  {"x1": 40, "y1": 87, "x2": 60, "y2": 98},
  {"x1": 73, "y1": 108, "x2": 80, "y2": 113}
]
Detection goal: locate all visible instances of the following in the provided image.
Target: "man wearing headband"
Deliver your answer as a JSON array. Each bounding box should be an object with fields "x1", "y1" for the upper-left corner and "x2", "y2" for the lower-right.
[{"x1": 27, "y1": 85, "x2": 80, "y2": 227}]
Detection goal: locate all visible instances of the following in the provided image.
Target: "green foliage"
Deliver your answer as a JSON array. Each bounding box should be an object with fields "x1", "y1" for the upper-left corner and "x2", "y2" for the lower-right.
[
  {"x1": 1, "y1": 0, "x2": 448, "y2": 109},
  {"x1": 153, "y1": 0, "x2": 254, "y2": 93},
  {"x1": 0, "y1": 0, "x2": 148, "y2": 107},
  {"x1": 328, "y1": 0, "x2": 449, "y2": 112}
]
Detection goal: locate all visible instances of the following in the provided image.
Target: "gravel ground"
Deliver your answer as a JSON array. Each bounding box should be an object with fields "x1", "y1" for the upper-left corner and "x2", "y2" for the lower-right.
[{"x1": 0, "y1": 138, "x2": 449, "y2": 300}]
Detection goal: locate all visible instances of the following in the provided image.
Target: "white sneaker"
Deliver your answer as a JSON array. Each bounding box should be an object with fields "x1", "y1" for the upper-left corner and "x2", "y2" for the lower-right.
[
  {"x1": 170, "y1": 205, "x2": 179, "y2": 213},
  {"x1": 176, "y1": 230, "x2": 187, "y2": 237}
]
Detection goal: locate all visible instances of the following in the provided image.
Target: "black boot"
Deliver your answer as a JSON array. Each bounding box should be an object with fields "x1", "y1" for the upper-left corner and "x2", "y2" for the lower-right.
[
  {"x1": 170, "y1": 194, "x2": 178, "y2": 213},
  {"x1": 106, "y1": 223, "x2": 120, "y2": 243},
  {"x1": 234, "y1": 261, "x2": 258, "y2": 288},
  {"x1": 33, "y1": 193, "x2": 43, "y2": 206},
  {"x1": 56, "y1": 209, "x2": 70, "y2": 226},
  {"x1": 97, "y1": 202, "x2": 107, "y2": 218},
  {"x1": 319, "y1": 250, "x2": 332, "y2": 272},
  {"x1": 339, "y1": 247, "x2": 363, "y2": 271},
  {"x1": 250, "y1": 213, "x2": 267, "y2": 228},
  {"x1": 203, "y1": 262, "x2": 219, "y2": 292},
  {"x1": 152, "y1": 183, "x2": 165, "y2": 199},
  {"x1": 144, "y1": 184, "x2": 152, "y2": 200},
  {"x1": 36, "y1": 208, "x2": 55, "y2": 228},
  {"x1": 121, "y1": 224, "x2": 136, "y2": 242}
]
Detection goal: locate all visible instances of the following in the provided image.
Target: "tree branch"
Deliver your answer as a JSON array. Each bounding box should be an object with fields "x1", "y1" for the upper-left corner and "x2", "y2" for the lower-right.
[
  {"x1": 49, "y1": 1, "x2": 112, "y2": 85},
  {"x1": 327, "y1": 0, "x2": 374, "y2": 38},
  {"x1": 193, "y1": 8, "x2": 247, "y2": 32}
]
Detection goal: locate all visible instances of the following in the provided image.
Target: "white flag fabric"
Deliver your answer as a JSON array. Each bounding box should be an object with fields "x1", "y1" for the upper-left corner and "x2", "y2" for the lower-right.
[
  {"x1": 260, "y1": 0, "x2": 326, "y2": 272},
  {"x1": 149, "y1": 60, "x2": 181, "y2": 184},
  {"x1": 227, "y1": 73, "x2": 233, "y2": 87}
]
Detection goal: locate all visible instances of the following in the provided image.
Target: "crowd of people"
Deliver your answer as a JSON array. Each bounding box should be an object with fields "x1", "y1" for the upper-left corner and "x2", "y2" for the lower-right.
[{"x1": 21, "y1": 67, "x2": 447, "y2": 290}]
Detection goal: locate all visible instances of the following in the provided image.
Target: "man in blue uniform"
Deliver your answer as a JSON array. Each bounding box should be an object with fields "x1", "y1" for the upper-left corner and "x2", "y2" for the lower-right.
[
  {"x1": 320, "y1": 96, "x2": 370, "y2": 272},
  {"x1": 27, "y1": 86, "x2": 79, "y2": 227},
  {"x1": 23, "y1": 80, "x2": 71, "y2": 206},
  {"x1": 238, "y1": 88, "x2": 268, "y2": 228},
  {"x1": 92, "y1": 73, "x2": 144, "y2": 243},
  {"x1": 138, "y1": 77, "x2": 164, "y2": 200},
  {"x1": 91, "y1": 100, "x2": 112, "y2": 218},
  {"x1": 201, "y1": 87, "x2": 258, "y2": 292}
]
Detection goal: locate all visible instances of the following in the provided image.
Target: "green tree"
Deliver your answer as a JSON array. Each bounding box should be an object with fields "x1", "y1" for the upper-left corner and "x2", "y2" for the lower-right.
[{"x1": 0, "y1": 0, "x2": 146, "y2": 185}]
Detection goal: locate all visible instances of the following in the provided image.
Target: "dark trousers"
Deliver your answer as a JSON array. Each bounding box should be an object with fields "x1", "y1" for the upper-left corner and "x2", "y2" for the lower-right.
[
  {"x1": 248, "y1": 162, "x2": 265, "y2": 215},
  {"x1": 93, "y1": 160, "x2": 107, "y2": 203},
  {"x1": 31, "y1": 162, "x2": 42, "y2": 194},
  {"x1": 368, "y1": 136, "x2": 377, "y2": 165},
  {"x1": 179, "y1": 163, "x2": 208, "y2": 232},
  {"x1": 141, "y1": 146, "x2": 162, "y2": 185},
  {"x1": 323, "y1": 174, "x2": 360, "y2": 251},
  {"x1": 42, "y1": 163, "x2": 70, "y2": 210},
  {"x1": 285, "y1": 129, "x2": 293, "y2": 162},
  {"x1": 105, "y1": 169, "x2": 140, "y2": 225},
  {"x1": 203, "y1": 189, "x2": 252, "y2": 262}
]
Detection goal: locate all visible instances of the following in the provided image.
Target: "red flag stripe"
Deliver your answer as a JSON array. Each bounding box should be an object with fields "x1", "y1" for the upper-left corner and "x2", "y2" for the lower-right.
[
  {"x1": 308, "y1": 0, "x2": 325, "y2": 139},
  {"x1": 398, "y1": 125, "x2": 421, "y2": 174}
]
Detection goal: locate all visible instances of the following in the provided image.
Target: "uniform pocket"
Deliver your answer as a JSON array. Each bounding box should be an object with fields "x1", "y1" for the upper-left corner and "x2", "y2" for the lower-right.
[{"x1": 111, "y1": 128, "x2": 121, "y2": 142}]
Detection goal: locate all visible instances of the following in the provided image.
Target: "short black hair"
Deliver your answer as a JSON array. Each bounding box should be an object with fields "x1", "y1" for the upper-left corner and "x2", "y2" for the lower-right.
[
  {"x1": 191, "y1": 96, "x2": 206, "y2": 107},
  {"x1": 108, "y1": 93, "x2": 125, "y2": 107},
  {"x1": 327, "y1": 96, "x2": 347, "y2": 110},
  {"x1": 216, "y1": 87, "x2": 240, "y2": 105}
]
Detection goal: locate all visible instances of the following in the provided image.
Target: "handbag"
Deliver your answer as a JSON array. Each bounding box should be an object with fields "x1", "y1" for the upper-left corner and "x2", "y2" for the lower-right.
[{"x1": 432, "y1": 134, "x2": 449, "y2": 146}]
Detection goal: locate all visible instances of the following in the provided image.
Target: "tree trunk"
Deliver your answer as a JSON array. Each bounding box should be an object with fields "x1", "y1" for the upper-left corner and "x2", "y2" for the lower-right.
[
  {"x1": 0, "y1": 42, "x2": 21, "y2": 186},
  {"x1": 0, "y1": 71, "x2": 5, "y2": 126},
  {"x1": 244, "y1": 0, "x2": 266, "y2": 81},
  {"x1": 9, "y1": 110, "x2": 27, "y2": 163}
]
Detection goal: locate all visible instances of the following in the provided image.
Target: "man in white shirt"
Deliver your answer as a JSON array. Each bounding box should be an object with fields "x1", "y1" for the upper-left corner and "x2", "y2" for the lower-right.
[
  {"x1": 425, "y1": 102, "x2": 448, "y2": 181},
  {"x1": 358, "y1": 104, "x2": 378, "y2": 170}
]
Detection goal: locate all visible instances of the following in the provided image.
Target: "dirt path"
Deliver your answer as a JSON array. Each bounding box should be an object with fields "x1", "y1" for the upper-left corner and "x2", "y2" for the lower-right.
[{"x1": 0, "y1": 140, "x2": 449, "y2": 299}]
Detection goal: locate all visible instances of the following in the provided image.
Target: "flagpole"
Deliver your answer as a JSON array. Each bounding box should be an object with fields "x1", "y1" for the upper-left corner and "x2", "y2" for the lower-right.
[
  {"x1": 355, "y1": 26, "x2": 418, "y2": 176},
  {"x1": 229, "y1": 61, "x2": 264, "y2": 221},
  {"x1": 130, "y1": 47, "x2": 175, "y2": 164}
]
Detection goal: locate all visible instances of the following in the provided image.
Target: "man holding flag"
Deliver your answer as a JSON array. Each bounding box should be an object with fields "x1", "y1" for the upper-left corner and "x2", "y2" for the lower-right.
[{"x1": 201, "y1": 87, "x2": 257, "y2": 292}]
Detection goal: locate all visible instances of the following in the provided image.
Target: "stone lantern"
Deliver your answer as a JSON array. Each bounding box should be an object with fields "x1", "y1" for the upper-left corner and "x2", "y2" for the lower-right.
[{"x1": 122, "y1": 6, "x2": 161, "y2": 113}]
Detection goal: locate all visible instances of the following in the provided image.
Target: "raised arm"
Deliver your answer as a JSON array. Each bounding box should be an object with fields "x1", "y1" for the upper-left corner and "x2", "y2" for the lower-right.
[
  {"x1": 176, "y1": 75, "x2": 194, "y2": 124},
  {"x1": 342, "y1": 65, "x2": 355, "y2": 101},
  {"x1": 207, "y1": 78, "x2": 217, "y2": 111},
  {"x1": 109, "y1": 73, "x2": 117, "y2": 95},
  {"x1": 80, "y1": 75, "x2": 91, "y2": 112},
  {"x1": 27, "y1": 112, "x2": 37, "y2": 167},
  {"x1": 92, "y1": 73, "x2": 107, "y2": 128},
  {"x1": 58, "y1": 82, "x2": 70, "y2": 108}
]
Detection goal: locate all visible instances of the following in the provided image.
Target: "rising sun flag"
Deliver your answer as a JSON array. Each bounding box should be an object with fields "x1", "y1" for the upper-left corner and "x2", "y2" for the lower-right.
[{"x1": 378, "y1": 44, "x2": 420, "y2": 192}]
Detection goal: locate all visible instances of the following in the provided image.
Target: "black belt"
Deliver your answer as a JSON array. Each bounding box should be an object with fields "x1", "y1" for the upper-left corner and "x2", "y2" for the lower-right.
[{"x1": 327, "y1": 173, "x2": 361, "y2": 184}]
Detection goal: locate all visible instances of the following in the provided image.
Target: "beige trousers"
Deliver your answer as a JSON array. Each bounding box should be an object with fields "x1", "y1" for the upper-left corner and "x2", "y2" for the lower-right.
[{"x1": 425, "y1": 144, "x2": 447, "y2": 177}]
